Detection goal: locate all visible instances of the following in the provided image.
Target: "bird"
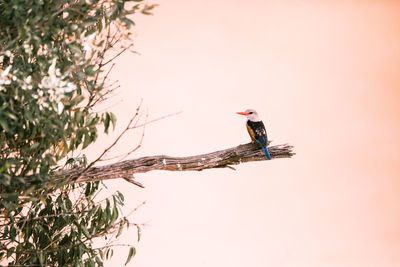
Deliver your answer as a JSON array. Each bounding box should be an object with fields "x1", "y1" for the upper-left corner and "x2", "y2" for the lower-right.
[{"x1": 237, "y1": 109, "x2": 271, "y2": 159}]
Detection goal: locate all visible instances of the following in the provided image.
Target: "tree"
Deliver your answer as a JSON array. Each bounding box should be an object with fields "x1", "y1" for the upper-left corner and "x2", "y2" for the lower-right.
[
  {"x1": 0, "y1": 0, "x2": 156, "y2": 265},
  {"x1": 0, "y1": 0, "x2": 293, "y2": 266}
]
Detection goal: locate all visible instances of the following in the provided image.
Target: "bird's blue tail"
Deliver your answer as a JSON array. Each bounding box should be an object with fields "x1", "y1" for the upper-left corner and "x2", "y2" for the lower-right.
[
  {"x1": 262, "y1": 146, "x2": 271, "y2": 160},
  {"x1": 256, "y1": 139, "x2": 271, "y2": 159}
]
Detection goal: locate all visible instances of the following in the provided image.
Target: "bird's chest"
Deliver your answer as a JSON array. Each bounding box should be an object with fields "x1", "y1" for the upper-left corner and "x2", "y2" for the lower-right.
[{"x1": 246, "y1": 123, "x2": 256, "y2": 142}]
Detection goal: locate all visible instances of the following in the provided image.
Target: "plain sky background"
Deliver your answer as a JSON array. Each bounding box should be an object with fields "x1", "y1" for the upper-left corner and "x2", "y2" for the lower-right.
[{"x1": 85, "y1": 0, "x2": 400, "y2": 266}]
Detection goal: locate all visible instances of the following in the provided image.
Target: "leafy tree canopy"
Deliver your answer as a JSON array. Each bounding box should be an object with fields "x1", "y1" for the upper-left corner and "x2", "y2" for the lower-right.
[{"x1": 0, "y1": 0, "x2": 155, "y2": 265}]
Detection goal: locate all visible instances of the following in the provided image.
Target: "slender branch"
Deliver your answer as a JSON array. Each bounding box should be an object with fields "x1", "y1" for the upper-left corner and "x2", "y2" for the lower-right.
[
  {"x1": 51, "y1": 2, "x2": 76, "y2": 17},
  {"x1": 101, "y1": 44, "x2": 133, "y2": 67},
  {"x1": 61, "y1": 142, "x2": 295, "y2": 185},
  {"x1": 76, "y1": 100, "x2": 143, "y2": 179},
  {"x1": 131, "y1": 111, "x2": 182, "y2": 129},
  {"x1": 124, "y1": 201, "x2": 146, "y2": 219},
  {"x1": 94, "y1": 243, "x2": 132, "y2": 250},
  {"x1": 100, "y1": 111, "x2": 148, "y2": 163},
  {"x1": 0, "y1": 211, "x2": 88, "y2": 226}
]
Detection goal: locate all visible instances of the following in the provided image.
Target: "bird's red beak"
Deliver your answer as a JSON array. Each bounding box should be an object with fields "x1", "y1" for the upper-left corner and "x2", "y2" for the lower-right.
[{"x1": 236, "y1": 112, "x2": 249, "y2": 116}]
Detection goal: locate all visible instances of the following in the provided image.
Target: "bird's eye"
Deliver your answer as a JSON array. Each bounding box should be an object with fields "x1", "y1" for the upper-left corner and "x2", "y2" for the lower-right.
[{"x1": 249, "y1": 112, "x2": 253, "y2": 114}]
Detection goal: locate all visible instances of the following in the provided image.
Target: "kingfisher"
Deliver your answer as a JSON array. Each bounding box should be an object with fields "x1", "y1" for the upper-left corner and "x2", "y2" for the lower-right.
[{"x1": 237, "y1": 109, "x2": 271, "y2": 159}]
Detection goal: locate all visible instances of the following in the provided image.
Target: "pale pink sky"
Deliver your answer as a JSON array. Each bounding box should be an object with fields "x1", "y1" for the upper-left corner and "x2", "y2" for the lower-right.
[{"x1": 86, "y1": 0, "x2": 400, "y2": 266}]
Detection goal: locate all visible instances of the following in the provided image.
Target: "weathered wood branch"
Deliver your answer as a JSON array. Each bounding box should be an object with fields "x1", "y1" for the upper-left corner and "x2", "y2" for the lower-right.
[{"x1": 62, "y1": 142, "x2": 294, "y2": 186}]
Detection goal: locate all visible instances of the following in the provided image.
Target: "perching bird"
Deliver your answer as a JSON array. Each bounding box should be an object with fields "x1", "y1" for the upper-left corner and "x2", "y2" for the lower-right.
[{"x1": 237, "y1": 109, "x2": 271, "y2": 159}]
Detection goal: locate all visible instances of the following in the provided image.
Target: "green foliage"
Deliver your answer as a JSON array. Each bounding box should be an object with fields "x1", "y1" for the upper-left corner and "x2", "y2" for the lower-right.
[{"x1": 0, "y1": 0, "x2": 151, "y2": 265}]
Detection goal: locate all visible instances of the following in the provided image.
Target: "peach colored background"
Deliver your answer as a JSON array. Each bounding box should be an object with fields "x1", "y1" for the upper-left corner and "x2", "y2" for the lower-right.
[{"x1": 87, "y1": 0, "x2": 400, "y2": 266}]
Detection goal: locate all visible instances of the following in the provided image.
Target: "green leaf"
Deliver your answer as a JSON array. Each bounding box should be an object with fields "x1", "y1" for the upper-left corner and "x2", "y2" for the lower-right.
[
  {"x1": 141, "y1": 4, "x2": 158, "y2": 15},
  {"x1": 137, "y1": 225, "x2": 142, "y2": 242},
  {"x1": 117, "y1": 191, "x2": 124, "y2": 202},
  {"x1": 10, "y1": 226, "x2": 16, "y2": 241},
  {"x1": 39, "y1": 253, "x2": 44, "y2": 265},
  {"x1": 69, "y1": 44, "x2": 82, "y2": 56},
  {"x1": 109, "y1": 112, "x2": 117, "y2": 130},
  {"x1": 82, "y1": 132, "x2": 91, "y2": 149},
  {"x1": 30, "y1": 142, "x2": 40, "y2": 151},
  {"x1": 3, "y1": 226, "x2": 9, "y2": 238},
  {"x1": 65, "y1": 157, "x2": 75, "y2": 166},
  {"x1": 116, "y1": 221, "x2": 124, "y2": 238},
  {"x1": 6, "y1": 247, "x2": 14, "y2": 258},
  {"x1": 124, "y1": 247, "x2": 136, "y2": 265},
  {"x1": 104, "y1": 112, "x2": 110, "y2": 133},
  {"x1": 82, "y1": 225, "x2": 92, "y2": 239},
  {"x1": 87, "y1": 258, "x2": 95, "y2": 267},
  {"x1": 3, "y1": 111, "x2": 17, "y2": 121},
  {"x1": 95, "y1": 256, "x2": 103, "y2": 266},
  {"x1": 120, "y1": 17, "x2": 135, "y2": 27},
  {"x1": 85, "y1": 182, "x2": 91, "y2": 197},
  {"x1": 0, "y1": 118, "x2": 9, "y2": 132}
]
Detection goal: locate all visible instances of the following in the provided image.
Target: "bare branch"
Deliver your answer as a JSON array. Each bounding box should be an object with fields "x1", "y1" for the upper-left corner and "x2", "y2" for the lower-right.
[
  {"x1": 61, "y1": 142, "x2": 295, "y2": 185},
  {"x1": 121, "y1": 176, "x2": 145, "y2": 188},
  {"x1": 78, "y1": 100, "x2": 143, "y2": 177},
  {"x1": 102, "y1": 117, "x2": 147, "y2": 163},
  {"x1": 101, "y1": 44, "x2": 133, "y2": 67},
  {"x1": 131, "y1": 111, "x2": 182, "y2": 129}
]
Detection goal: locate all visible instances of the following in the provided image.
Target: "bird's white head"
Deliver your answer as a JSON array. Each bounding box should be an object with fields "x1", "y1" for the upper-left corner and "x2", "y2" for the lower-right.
[{"x1": 236, "y1": 109, "x2": 261, "y2": 122}]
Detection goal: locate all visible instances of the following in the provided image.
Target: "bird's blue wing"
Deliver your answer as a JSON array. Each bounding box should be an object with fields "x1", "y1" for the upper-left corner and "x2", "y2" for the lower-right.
[{"x1": 247, "y1": 121, "x2": 271, "y2": 159}]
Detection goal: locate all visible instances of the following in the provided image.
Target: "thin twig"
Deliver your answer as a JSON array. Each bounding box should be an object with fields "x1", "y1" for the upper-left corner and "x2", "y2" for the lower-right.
[
  {"x1": 101, "y1": 44, "x2": 133, "y2": 67},
  {"x1": 130, "y1": 111, "x2": 183, "y2": 129},
  {"x1": 118, "y1": 111, "x2": 148, "y2": 162},
  {"x1": 74, "y1": 100, "x2": 143, "y2": 181},
  {"x1": 52, "y1": 2, "x2": 74, "y2": 17}
]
